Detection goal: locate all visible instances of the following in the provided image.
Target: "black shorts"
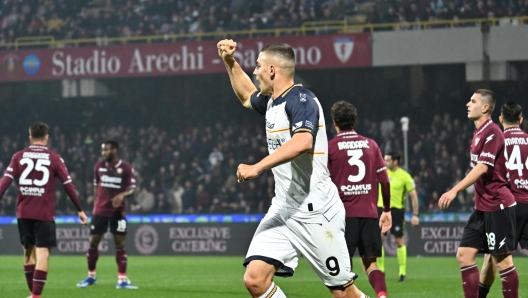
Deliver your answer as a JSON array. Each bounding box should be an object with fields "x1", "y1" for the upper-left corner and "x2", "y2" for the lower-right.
[
  {"x1": 90, "y1": 215, "x2": 127, "y2": 235},
  {"x1": 516, "y1": 203, "x2": 528, "y2": 249},
  {"x1": 345, "y1": 217, "x2": 382, "y2": 258},
  {"x1": 460, "y1": 207, "x2": 516, "y2": 255},
  {"x1": 378, "y1": 207, "x2": 405, "y2": 238},
  {"x1": 17, "y1": 218, "x2": 57, "y2": 249}
]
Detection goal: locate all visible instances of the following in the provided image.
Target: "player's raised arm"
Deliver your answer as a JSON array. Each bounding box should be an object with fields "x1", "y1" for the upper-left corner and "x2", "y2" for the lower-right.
[{"x1": 217, "y1": 39, "x2": 257, "y2": 108}]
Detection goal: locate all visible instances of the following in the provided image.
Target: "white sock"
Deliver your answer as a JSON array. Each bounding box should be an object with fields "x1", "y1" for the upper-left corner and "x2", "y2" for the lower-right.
[{"x1": 259, "y1": 282, "x2": 287, "y2": 298}]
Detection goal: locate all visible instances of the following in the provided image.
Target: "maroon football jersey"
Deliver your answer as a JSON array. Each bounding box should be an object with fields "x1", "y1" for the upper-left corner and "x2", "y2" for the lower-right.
[
  {"x1": 503, "y1": 127, "x2": 528, "y2": 204},
  {"x1": 328, "y1": 130, "x2": 388, "y2": 218},
  {"x1": 3, "y1": 145, "x2": 78, "y2": 221},
  {"x1": 93, "y1": 160, "x2": 136, "y2": 217},
  {"x1": 470, "y1": 119, "x2": 515, "y2": 211}
]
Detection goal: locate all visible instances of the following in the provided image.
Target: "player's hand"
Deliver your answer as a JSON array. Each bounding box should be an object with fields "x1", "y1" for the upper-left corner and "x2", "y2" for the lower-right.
[
  {"x1": 78, "y1": 211, "x2": 88, "y2": 226},
  {"x1": 411, "y1": 215, "x2": 420, "y2": 227},
  {"x1": 237, "y1": 164, "x2": 260, "y2": 183},
  {"x1": 217, "y1": 39, "x2": 237, "y2": 61},
  {"x1": 111, "y1": 193, "x2": 125, "y2": 208},
  {"x1": 379, "y1": 211, "x2": 392, "y2": 233},
  {"x1": 438, "y1": 190, "x2": 457, "y2": 210}
]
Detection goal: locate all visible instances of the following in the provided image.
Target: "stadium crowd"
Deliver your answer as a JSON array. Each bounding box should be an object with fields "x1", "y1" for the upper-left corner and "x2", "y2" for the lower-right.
[
  {"x1": 1, "y1": 0, "x2": 528, "y2": 45},
  {"x1": 1, "y1": 108, "x2": 526, "y2": 216}
]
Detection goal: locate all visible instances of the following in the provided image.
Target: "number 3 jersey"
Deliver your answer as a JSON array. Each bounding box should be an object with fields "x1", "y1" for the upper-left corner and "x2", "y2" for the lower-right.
[
  {"x1": 250, "y1": 84, "x2": 343, "y2": 222},
  {"x1": 328, "y1": 130, "x2": 388, "y2": 218},
  {"x1": 503, "y1": 127, "x2": 528, "y2": 204},
  {"x1": 93, "y1": 160, "x2": 136, "y2": 217},
  {"x1": 1, "y1": 145, "x2": 82, "y2": 221}
]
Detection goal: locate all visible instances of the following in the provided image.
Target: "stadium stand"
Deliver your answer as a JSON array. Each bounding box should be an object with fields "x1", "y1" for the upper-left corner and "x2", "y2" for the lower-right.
[{"x1": 1, "y1": 0, "x2": 528, "y2": 46}]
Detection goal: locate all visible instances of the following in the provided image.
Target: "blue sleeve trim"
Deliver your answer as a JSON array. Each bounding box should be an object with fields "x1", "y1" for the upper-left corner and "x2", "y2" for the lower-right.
[{"x1": 250, "y1": 92, "x2": 269, "y2": 115}]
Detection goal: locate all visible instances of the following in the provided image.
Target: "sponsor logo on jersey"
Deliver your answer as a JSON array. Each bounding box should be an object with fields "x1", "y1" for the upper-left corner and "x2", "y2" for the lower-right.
[
  {"x1": 22, "y1": 152, "x2": 50, "y2": 160},
  {"x1": 292, "y1": 121, "x2": 303, "y2": 130},
  {"x1": 480, "y1": 152, "x2": 496, "y2": 159},
  {"x1": 338, "y1": 140, "x2": 370, "y2": 150},
  {"x1": 266, "y1": 120, "x2": 275, "y2": 129},
  {"x1": 341, "y1": 184, "x2": 372, "y2": 195},
  {"x1": 100, "y1": 175, "x2": 123, "y2": 189},
  {"x1": 20, "y1": 186, "x2": 45, "y2": 196},
  {"x1": 267, "y1": 138, "x2": 282, "y2": 150},
  {"x1": 514, "y1": 179, "x2": 528, "y2": 189},
  {"x1": 99, "y1": 168, "x2": 107, "y2": 172}
]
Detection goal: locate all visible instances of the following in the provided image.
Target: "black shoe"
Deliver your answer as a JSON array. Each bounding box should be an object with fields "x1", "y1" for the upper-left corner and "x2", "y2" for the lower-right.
[{"x1": 398, "y1": 275, "x2": 406, "y2": 282}]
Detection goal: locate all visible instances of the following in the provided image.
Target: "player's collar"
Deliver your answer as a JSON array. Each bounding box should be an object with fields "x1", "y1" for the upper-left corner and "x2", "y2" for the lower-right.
[
  {"x1": 475, "y1": 119, "x2": 493, "y2": 135},
  {"x1": 105, "y1": 159, "x2": 122, "y2": 168},
  {"x1": 337, "y1": 130, "x2": 357, "y2": 136},
  {"x1": 29, "y1": 145, "x2": 48, "y2": 149},
  {"x1": 503, "y1": 127, "x2": 522, "y2": 133}
]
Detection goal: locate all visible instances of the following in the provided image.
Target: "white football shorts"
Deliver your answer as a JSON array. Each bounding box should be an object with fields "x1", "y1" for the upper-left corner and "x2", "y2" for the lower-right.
[{"x1": 244, "y1": 203, "x2": 357, "y2": 290}]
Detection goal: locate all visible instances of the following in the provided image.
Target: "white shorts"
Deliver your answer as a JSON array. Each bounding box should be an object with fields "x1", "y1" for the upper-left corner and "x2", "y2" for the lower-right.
[{"x1": 244, "y1": 204, "x2": 357, "y2": 290}]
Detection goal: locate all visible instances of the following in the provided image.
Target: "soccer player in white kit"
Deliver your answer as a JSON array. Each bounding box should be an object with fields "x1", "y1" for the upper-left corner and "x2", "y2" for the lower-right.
[{"x1": 217, "y1": 39, "x2": 368, "y2": 298}]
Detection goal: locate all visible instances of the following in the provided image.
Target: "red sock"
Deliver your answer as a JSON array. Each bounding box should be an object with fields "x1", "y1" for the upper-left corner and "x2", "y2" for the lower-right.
[
  {"x1": 87, "y1": 247, "x2": 98, "y2": 271},
  {"x1": 499, "y1": 266, "x2": 518, "y2": 298},
  {"x1": 368, "y1": 268, "x2": 387, "y2": 297},
  {"x1": 32, "y1": 270, "x2": 47, "y2": 296},
  {"x1": 478, "y1": 283, "x2": 491, "y2": 298},
  {"x1": 461, "y1": 264, "x2": 479, "y2": 298},
  {"x1": 116, "y1": 249, "x2": 127, "y2": 274},
  {"x1": 24, "y1": 265, "x2": 35, "y2": 292}
]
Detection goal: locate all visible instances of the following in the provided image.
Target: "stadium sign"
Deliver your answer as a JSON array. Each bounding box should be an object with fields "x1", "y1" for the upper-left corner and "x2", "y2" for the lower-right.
[{"x1": 0, "y1": 33, "x2": 371, "y2": 82}]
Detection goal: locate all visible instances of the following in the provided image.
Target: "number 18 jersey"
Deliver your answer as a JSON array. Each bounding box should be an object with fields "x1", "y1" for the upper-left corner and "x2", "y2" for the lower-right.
[
  {"x1": 328, "y1": 130, "x2": 387, "y2": 218},
  {"x1": 4, "y1": 145, "x2": 74, "y2": 221}
]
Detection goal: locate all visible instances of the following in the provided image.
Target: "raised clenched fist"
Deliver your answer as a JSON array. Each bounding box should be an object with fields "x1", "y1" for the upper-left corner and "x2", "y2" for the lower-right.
[{"x1": 217, "y1": 39, "x2": 237, "y2": 61}]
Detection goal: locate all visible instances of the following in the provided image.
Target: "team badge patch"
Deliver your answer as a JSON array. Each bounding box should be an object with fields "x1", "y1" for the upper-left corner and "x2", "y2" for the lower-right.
[
  {"x1": 475, "y1": 137, "x2": 480, "y2": 145},
  {"x1": 117, "y1": 168, "x2": 123, "y2": 174}
]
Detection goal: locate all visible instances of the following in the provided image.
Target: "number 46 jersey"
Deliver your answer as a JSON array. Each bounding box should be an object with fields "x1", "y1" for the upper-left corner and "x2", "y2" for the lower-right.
[
  {"x1": 504, "y1": 127, "x2": 528, "y2": 204},
  {"x1": 328, "y1": 130, "x2": 387, "y2": 218},
  {"x1": 3, "y1": 145, "x2": 76, "y2": 221}
]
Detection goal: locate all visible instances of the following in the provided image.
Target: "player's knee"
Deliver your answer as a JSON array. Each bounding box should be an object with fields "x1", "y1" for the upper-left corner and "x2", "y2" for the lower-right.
[
  {"x1": 243, "y1": 270, "x2": 268, "y2": 295},
  {"x1": 456, "y1": 248, "x2": 473, "y2": 266}
]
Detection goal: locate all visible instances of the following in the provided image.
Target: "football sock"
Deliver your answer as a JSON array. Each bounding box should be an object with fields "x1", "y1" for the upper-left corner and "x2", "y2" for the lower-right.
[
  {"x1": 378, "y1": 247, "x2": 385, "y2": 273},
  {"x1": 87, "y1": 247, "x2": 98, "y2": 271},
  {"x1": 32, "y1": 270, "x2": 47, "y2": 296},
  {"x1": 88, "y1": 270, "x2": 96, "y2": 278},
  {"x1": 118, "y1": 273, "x2": 127, "y2": 283},
  {"x1": 499, "y1": 266, "x2": 518, "y2": 298},
  {"x1": 367, "y1": 268, "x2": 387, "y2": 297},
  {"x1": 24, "y1": 264, "x2": 35, "y2": 292},
  {"x1": 461, "y1": 264, "x2": 479, "y2": 298},
  {"x1": 397, "y1": 246, "x2": 407, "y2": 276},
  {"x1": 259, "y1": 282, "x2": 287, "y2": 298},
  {"x1": 116, "y1": 249, "x2": 127, "y2": 277},
  {"x1": 478, "y1": 283, "x2": 491, "y2": 298}
]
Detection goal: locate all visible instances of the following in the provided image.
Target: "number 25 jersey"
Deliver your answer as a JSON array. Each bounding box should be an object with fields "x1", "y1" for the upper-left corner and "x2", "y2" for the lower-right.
[{"x1": 4, "y1": 145, "x2": 74, "y2": 221}]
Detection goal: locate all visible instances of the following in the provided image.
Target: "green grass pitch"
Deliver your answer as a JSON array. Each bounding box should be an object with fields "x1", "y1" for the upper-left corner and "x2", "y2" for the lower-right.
[{"x1": 0, "y1": 255, "x2": 526, "y2": 297}]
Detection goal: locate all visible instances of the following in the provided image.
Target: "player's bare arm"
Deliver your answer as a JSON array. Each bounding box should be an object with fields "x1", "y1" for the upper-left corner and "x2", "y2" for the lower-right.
[
  {"x1": 379, "y1": 212, "x2": 392, "y2": 233},
  {"x1": 237, "y1": 132, "x2": 313, "y2": 182},
  {"x1": 409, "y1": 190, "x2": 419, "y2": 226},
  {"x1": 378, "y1": 172, "x2": 392, "y2": 232},
  {"x1": 439, "y1": 163, "x2": 489, "y2": 209},
  {"x1": 78, "y1": 211, "x2": 88, "y2": 225},
  {"x1": 111, "y1": 187, "x2": 136, "y2": 208},
  {"x1": 217, "y1": 39, "x2": 257, "y2": 108}
]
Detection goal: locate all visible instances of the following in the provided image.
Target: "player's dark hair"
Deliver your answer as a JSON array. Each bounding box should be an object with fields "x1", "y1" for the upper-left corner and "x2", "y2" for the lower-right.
[
  {"x1": 386, "y1": 152, "x2": 401, "y2": 165},
  {"x1": 475, "y1": 89, "x2": 496, "y2": 114},
  {"x1": 29, "y1": 122, "x2": 49, "y2": 139},
  {"x1": 103, "y1": 140, "x2": 119, "y2": 150},
  {"x1": 261, "y1": 43, "x2": 295, "y2": 64},
  {"x1": 501, "y1": 102, "x2": 523, "y2": 124},
  {"x1": 331, "y1": 101, "x2": 357, "y2": 131}
]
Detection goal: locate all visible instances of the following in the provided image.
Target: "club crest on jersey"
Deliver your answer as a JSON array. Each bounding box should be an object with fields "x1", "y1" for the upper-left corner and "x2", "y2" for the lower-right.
[
  {"x1": 117, "y1": 168, "x2": 123, "y2": 174},
  {"x1": 475, "y1": 137, "x2": 480, "y2": 145},
  {"x1": 333, "y1": 37, "x2": 354, "y2": 63}
]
